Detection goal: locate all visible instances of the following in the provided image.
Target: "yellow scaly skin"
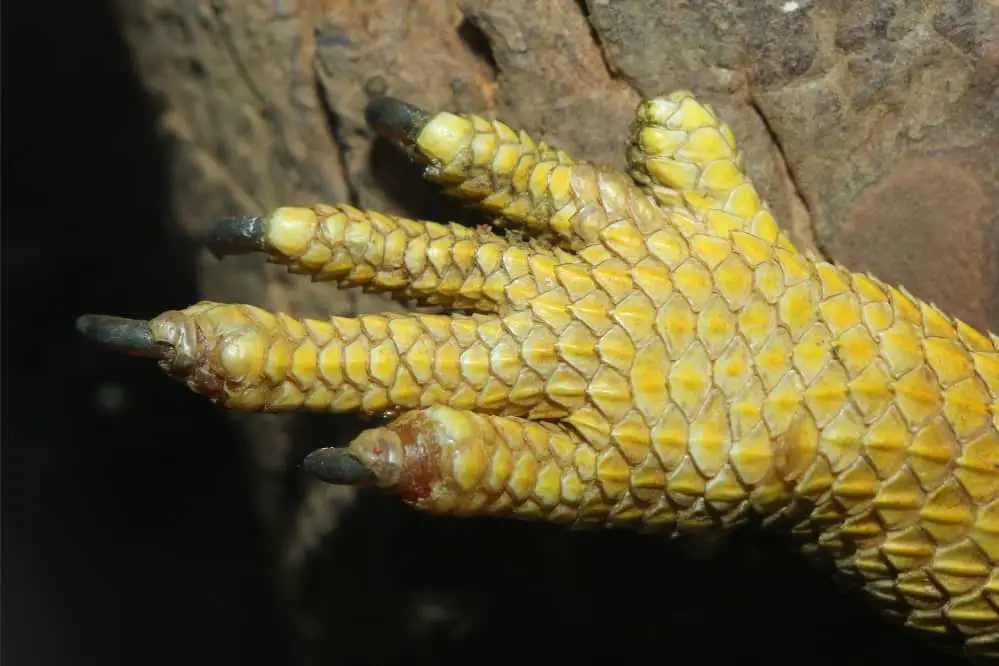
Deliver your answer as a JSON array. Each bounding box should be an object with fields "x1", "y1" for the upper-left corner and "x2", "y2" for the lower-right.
[{"x1": 81, "y1": 91, "x2": 999, "y2": 656}]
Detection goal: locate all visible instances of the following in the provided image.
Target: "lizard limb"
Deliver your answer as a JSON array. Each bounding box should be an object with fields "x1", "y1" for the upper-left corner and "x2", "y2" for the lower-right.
[{"x1": 77, "y1": 90, "x2": 999, "y2": 657}]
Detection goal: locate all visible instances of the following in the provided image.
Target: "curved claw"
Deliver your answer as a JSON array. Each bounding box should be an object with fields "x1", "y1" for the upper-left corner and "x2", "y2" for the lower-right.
[
  {"x1": 204, "y1": 215, "x2": 265, "y2": 260},
  {"x1": 76, "y1": 314, "x2": 173, "y2": 361},
  {"x1": 301, "y1": 447, "x2": 377, "y2": 486},
  {"x1": 364, "y1": 96, "x2": 432, "y2": 148}
]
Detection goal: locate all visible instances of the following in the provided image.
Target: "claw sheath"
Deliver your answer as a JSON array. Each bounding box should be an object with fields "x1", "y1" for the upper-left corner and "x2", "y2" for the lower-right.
[
  {"x1": 75, "y1": 315, "x2": 172, "y2": 361},
  {"x1": 204, "y1": 215, "x2": 265, "y2": 259},
  {"x1": 364, "y1": 97, "x2": 432, "y2": 147},
  {"x1": 301, "y1": 448, "x2": 377, "y2": 486}
]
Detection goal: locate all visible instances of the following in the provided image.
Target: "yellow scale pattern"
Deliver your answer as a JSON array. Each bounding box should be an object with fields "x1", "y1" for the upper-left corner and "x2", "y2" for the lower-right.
[
  {"x1": 132, "y1": 91, "x2": 998, "y2": 655},
  {"x1": 626, "y1": 91, "x2": 798, "y2": 251},
  {"x1": 258, "y1": 205, "x2": 579, "y2": 312}
]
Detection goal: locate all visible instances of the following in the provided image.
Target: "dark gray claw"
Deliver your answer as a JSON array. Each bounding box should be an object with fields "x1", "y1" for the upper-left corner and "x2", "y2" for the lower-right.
[
  {"x1": 364, "y1": 97, "x2": 432, "y2": 148},
  {"x1": 302, "y1": 447, "x2": 377, "y2": 486},
  {"x1": 76, "y1": 315, "x2": 172, "y2": 360},
  {"x1": 204, "y1": 215, "x2": 265, "y2": 260}
]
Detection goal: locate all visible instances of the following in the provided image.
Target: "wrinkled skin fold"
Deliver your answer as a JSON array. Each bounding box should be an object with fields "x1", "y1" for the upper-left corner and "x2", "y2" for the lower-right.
[{"x1": 78, "y1": 91, "x2": 999, "y2": 658}]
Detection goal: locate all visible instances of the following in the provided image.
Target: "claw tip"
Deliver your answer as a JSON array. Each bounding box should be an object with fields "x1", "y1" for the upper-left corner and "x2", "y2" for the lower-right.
[
  {"x1": 204, "y1": 215, "x2": 265, "y2": 260},
  {"x1": 76, "y1": 314, "x2": 172, "y2": 360},
  {"x1": 302, "y1": 447, "x2": 377, "y2": 486},
  {"x1": 364, "y1": 97, "x2": 431, "y2": 145}
]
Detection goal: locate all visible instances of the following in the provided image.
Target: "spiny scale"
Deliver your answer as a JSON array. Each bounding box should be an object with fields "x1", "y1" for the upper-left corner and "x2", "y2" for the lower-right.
[{"x1": 79, "y1": 90, "x2": 999, "y2": 656}]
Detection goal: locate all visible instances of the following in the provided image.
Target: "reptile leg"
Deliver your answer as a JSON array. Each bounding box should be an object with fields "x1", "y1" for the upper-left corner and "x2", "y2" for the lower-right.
[{"x1": 78, "y1": 91, "x2": 999, "y2": 657}]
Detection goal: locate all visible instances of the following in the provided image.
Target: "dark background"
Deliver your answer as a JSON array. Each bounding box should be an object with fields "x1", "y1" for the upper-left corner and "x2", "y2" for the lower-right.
[
  {"x1": 0, "y1": 2, "x2": 979, "y2": 665},
  {"x1": 2, "y1": 1, "x2": 293, "y2": 663}
]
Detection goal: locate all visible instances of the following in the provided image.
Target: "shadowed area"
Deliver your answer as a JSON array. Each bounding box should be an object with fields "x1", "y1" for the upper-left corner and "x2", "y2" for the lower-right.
[{"x1": 2, "y1": 2, "x2": 293, "y2": 664}]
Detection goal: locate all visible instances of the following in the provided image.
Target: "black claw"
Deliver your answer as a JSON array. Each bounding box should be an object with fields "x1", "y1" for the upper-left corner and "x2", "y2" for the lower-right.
[
  {"x1": 76, "y1": 315, "x2": 172, "y2": 360},
  {"x1": 364, "y1": 97, "x2": 432, "y2": 147},
  {"x1": 204, "y1": 215, "x2": 265, "y2": 260},
  {"x1": 302, "y1": 447, "x2": 377, "y2": 486}
]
